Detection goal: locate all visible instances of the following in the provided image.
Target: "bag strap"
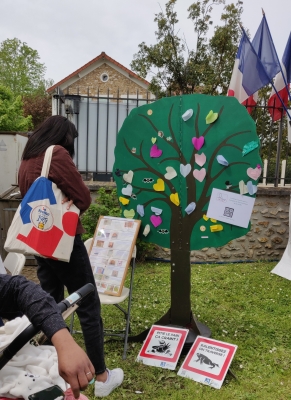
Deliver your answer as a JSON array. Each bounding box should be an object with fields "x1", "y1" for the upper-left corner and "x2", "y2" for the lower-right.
[{"x1": 41, "y1": 145, "x2": 55, "y2": 178}]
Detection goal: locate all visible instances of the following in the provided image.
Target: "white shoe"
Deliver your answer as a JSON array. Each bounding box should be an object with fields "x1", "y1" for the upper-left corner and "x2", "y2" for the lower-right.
[{"x1": 95, "y1": 368, "x2": 124, "y2": 397}]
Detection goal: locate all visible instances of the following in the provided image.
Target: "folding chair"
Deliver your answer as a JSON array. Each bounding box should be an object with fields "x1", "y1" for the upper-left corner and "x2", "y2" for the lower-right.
[
  {"x1": 70, "y1": 238, "x2": 136, "y2": 359},
  {"x1": 3, "y1": 252, "x2": 26, "y2": 276}
]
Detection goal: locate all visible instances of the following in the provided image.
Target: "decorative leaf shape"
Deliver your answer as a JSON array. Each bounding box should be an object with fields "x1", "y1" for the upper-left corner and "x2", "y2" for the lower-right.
[{"x1": 206, "y1": 110, "x2": 218, "y2": 124}]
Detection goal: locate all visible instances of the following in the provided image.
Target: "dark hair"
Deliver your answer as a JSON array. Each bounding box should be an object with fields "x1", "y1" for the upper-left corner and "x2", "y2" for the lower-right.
[{"x1": 22, "y1": 115, "x2": 78, "y2": 160}]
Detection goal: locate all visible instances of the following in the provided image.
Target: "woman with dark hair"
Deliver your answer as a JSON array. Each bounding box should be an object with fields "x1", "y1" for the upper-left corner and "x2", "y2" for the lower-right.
[{"x1": 18, "y1": 115, "x2": 123, "y2": 398}]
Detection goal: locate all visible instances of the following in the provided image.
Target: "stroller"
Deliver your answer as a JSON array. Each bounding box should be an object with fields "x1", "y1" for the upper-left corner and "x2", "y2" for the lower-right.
[{"x1": 0, "y1": 283, "x2": 94, "y2": 400}]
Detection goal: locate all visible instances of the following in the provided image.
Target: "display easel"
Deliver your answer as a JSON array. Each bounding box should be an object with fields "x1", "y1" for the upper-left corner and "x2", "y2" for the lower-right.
[{"x1": 88, "y1": 216, "x2": 141, "y2": 297}]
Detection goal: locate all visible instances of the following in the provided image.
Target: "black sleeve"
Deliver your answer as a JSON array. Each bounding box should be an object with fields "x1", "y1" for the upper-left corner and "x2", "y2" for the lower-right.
[{"x1": 0, "y1": 274, "x2": 67, "y2": 340}]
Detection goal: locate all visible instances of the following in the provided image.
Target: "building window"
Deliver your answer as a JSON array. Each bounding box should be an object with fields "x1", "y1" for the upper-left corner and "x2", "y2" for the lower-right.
[{"x1": 100, "y1": 73, "x2": 109, "y2": 82}]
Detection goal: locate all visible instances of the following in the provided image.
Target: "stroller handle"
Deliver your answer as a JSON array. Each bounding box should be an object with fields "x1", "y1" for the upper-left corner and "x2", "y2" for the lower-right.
[{"x1": 0, "y1": 283, "x2": 95, "y2": 370}]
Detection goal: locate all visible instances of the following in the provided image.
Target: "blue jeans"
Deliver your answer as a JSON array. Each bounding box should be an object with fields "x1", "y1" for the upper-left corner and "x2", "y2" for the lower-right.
[{"x1": 35, "y1": 234, "x2": 106, "y2": 374}]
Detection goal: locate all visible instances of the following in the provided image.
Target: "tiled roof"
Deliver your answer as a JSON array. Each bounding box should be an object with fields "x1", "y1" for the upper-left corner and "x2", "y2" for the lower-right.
[{"x1": 47, "y1": 51, "x2": 149, "y2": 93}]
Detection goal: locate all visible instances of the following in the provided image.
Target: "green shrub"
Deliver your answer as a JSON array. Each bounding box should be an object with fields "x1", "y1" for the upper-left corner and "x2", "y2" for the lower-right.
[
  {"x1": 81, "y1": 187, "x2": 121, "y2": 242},
  {"x1": 81, "y1": 187, "x2": 155, "y2": 260}
]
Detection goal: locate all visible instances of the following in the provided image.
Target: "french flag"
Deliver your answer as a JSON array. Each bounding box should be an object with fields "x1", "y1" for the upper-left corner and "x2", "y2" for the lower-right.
[
  {"x1": 268, "y1": 32, "x2": 291, "y2": 121},
  {"x1": 228, "y1": 15, "x2": 280, "y2": 113},
  {"x1": 227, "y1": 37, "x2": 258, "y2": 113}
]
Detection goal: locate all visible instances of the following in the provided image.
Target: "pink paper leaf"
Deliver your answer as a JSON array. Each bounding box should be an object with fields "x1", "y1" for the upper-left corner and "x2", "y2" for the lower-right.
[
  {"x1": 193, "y1": 168, "x2": 206, "y2": 182},
  {"x1": 150, "y1": 215, "x2": 162, "y2": 228},
  {"x1": 150, "y1": 144, "x2": 163, "y2": 158},
  {"x1": 195, "y1": 152, "x2": 206, "y2": 167},
  {"x1": 192, "y1": 136, "x2": 205, "y2": 151}
]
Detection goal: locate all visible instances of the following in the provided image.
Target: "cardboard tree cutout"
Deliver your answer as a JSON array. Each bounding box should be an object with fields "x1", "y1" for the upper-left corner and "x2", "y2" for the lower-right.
[{"x1": 114, "y1": 94, "x2": 261, "y2": 333}]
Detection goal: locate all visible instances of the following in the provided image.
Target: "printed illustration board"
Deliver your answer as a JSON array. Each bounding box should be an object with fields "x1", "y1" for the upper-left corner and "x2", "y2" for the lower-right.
[
  {"x1": 207, "y1": 188, "x2": 255, "y2": 229},
  {"x1": 136, "y1": 325, "x2": 189, "y2": 370},
  {"x1": 177, "y1": 336, "x2": 237, "y2": 389},
  {"x1": 88, "y1": 216, "x2": 141, "y2": 296}
]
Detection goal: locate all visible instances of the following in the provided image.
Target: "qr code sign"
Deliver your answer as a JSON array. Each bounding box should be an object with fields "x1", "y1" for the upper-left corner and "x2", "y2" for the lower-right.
[{"x1": 223, "y1": 207, "x2": 234, "y2": 218}]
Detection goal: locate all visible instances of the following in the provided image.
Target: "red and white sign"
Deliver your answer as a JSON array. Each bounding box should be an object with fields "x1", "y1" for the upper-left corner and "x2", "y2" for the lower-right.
[
  {"x1": 136, "y1": 325, "x2": 188, "y2": 370},
  {"x1": 177, "y1": 336, "x2": 237, "y2": 389}
]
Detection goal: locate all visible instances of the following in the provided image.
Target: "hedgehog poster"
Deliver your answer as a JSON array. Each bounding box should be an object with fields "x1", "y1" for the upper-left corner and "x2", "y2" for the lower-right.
[{"x1": 177, "y1": 336, "x2": 237, "y2": 389}]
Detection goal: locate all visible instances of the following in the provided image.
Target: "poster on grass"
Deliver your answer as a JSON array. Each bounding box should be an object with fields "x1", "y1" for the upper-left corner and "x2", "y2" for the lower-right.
[
  {"x1": 136, "y1": 325, "x2": 188, "y2": 370},
  {"x1": 177, "y1": 336, "x2": 237, "y2": 389}
]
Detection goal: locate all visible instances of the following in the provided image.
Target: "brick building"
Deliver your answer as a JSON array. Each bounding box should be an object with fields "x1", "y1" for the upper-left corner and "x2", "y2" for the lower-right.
[
  {"x1": 46, "y1": 53, "x2": 155, "y2": 180},
  {"x1": 47, "y1": 51, "x2": 153, "y2": 102}
]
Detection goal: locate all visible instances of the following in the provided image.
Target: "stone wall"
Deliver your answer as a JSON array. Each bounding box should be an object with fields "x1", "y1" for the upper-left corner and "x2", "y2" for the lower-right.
[
  {"x1": 86, "y1": 183, "x2": 290, "y2": 263},
  {"x1": 66, "y1": 63, "x2": 149, "y2": 97},
  {"x1": 155, "y1": 187, "x2": 290, "y2": 263}
]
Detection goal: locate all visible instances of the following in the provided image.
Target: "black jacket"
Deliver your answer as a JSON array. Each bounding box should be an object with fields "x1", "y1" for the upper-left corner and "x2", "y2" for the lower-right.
[{"x1": 0, "y1": 274, "x2": 66, "y2": 340}]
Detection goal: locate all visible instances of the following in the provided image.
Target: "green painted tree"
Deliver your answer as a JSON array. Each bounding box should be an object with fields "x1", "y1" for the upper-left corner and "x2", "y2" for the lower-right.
[
  {"x1": 131, "y1": 0, "x2": 244, "y2": 97},
  {"x1": 113, "y1": 94, "x2": 261, "y2": 330},
  {"x1": 0, "y1": 85, "x2": 32, "y2": 131}
]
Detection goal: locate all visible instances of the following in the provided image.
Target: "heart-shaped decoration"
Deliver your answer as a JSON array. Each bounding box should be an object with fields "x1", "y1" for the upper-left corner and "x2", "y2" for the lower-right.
[
  {"x1": 247, "y1": 181, "x2": 258, "y2": 195},
  {"x1": 192, "y1": 136, "x2": 205, "y2": 151},
  {"x1": 151, "y1": 206, "x2": 162, "y2": 215},
  {"x1": 150, "y1": 143, "x2": 163, "y2": 158},
  {"x1": 195, "y1": 153, "x2": 206, "y2": 167},
  {"x1": 193, "y1": 168, "x2": 206, "y2": 182},
  {"x1": 185, "y1": 202, "x2": 196, "y2": 215},
  {"x1": 137, "y1": 204, "x2": 144, "y2": 217},
  {"x1": 143, "y1": 224, "x2": 150, "y2": 236},
  {"x1": 170, "y1": 193, "x2": 180, "y2": 206},
  {"x1": 153, "y1": 179, "x2": 165, "y2": 191},
  {"x1": 124, "y1": 209, "x2": 135, "y2": 219},
  {"x1": 123, "y1": 170, "x2": 133, "y2": 183},
  {"x1": 164, "y1": 166, "x2": 177, "y2": 180},
  {"x1": 122, "y1": 184, "x2": 133, "y2": 196},
  {"x1": 239, "y1": 180, "x2": 248, "y2": 195},
  {"x1": 247, "y1": 166, "x2": 261, "y2": 181},
  {"x1": 203, "y1": 214, "x2": 209, "y2": 221},
  {"x1": 180, "y1": 164, "x2": 191, "y2": 177},
  {"x1": 151, "y1": 137, "x2": 156, "y2": 144},
  {"x1": 216, "y1": 155, "x2": 229, "y2": 166},
  {"x1": 150, "y1": 215, "x2": 162, "y2": 228},
  {"x1": 119, "y1": 196, "x2": 129, "y2": 205},
  {"x1": 206, "y1": 110, "x2": 219, "y2": 124}
]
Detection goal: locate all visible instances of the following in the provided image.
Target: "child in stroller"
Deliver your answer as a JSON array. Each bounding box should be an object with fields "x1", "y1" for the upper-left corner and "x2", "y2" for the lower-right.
[{"x1": 0, "y1": 274, "x2": 95, "y2": 399}]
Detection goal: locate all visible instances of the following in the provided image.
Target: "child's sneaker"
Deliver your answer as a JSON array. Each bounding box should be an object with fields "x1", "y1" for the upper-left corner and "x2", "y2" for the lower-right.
[{"x1": 95, "y1": 368, "x2": 124, "y2": 397}]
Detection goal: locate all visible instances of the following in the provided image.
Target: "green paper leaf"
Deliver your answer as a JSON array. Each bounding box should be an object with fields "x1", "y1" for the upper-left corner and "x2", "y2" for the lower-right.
[
  {"x1": 206, "y1": 110, "x2": 218, "y2": 124},
  {"x1": 124, "y1": 209, "x2": 135, "y2": 218},
  {"x1": 242, "y1": 141, "x2": 259, "y2": 156}
]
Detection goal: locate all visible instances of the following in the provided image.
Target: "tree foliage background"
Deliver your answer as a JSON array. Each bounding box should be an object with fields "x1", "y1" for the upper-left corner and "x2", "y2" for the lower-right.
[
  {"x1": 131, "y1": 0, "x2": 290, "y2": 171},
  {"x1": 131, "y1": 0, "x2": 244, "y2": 97},
  {"x1": 0, "y1": 38, "x2": 52, "y2": 130},
  {"x1": 0, "y1": 85, "x2": 32, "y2": 131}
]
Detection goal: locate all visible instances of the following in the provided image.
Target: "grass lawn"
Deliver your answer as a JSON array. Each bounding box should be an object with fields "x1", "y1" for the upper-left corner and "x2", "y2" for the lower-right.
[{"x1": 72, "y1": 261, "x2": 291, "y2": 399}]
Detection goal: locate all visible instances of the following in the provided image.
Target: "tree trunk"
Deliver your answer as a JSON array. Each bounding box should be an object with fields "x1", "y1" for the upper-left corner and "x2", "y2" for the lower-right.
[{"x1": 170, "y1": 249, "x2": 191, "y2": 325}]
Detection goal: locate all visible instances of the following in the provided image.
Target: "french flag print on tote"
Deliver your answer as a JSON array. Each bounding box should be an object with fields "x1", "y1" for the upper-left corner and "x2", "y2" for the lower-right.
[{"x1": 268, "y1": 32, "x2": 291, "y2": 121}]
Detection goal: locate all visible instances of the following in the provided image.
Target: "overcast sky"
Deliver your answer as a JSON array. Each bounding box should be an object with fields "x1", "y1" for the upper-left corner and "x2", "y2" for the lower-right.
[{"x1": 1, "y1": 0, "x2": 290, "y2": 86}]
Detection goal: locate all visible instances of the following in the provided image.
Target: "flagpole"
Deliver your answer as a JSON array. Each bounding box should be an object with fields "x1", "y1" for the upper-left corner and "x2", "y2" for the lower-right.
[
  {"x1": 262, "y1": 12, "x2": 291, "y2": 103},
  {"x1": 239, "y1": 24, "x2": 291, "y2": 121}
]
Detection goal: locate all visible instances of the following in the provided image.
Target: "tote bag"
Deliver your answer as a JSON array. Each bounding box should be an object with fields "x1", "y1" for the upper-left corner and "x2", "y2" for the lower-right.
[{"x1": 4, "y1": 146, "x2": 80, "y2": 262}]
